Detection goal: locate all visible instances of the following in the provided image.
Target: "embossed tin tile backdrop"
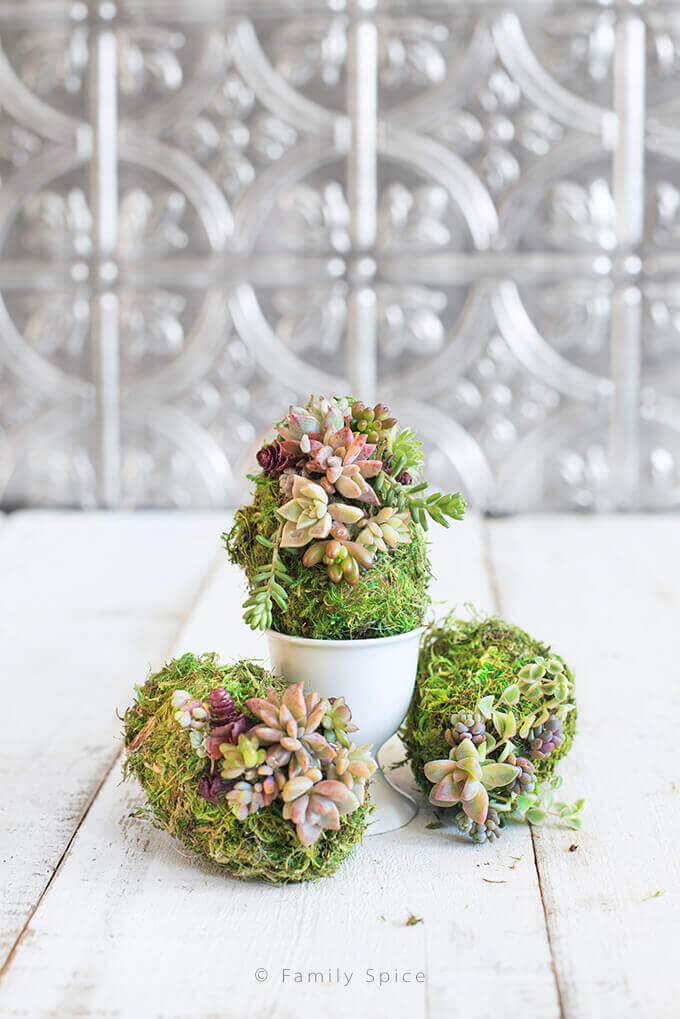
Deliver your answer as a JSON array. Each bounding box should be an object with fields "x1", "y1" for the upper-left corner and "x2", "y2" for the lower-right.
[{"x1": 0, "y1": 1, "x2": 678, "y2": 510}]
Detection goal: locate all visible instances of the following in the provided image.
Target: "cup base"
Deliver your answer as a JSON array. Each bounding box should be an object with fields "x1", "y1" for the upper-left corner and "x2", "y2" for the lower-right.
[{"x1": 367, "y1": 769, "x2": 418, "y2": 836}]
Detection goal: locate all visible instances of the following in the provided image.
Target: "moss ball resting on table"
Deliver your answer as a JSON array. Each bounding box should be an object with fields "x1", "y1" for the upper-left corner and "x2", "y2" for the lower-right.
[
  {"x1": 402, "y1": 615, "x2": 581, "y2": 844},
  {"x1": 225, "y1": 473, "x2": 432, "y2": 641},
  {"x1": 124, "y1": 653, "x2": 371, "y2": 884},
  {"x1": 404, "y1": 615, "x2": 577, "y2": 794}
]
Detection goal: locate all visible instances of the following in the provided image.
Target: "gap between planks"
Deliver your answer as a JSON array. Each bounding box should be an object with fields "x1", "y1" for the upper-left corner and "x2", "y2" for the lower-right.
[{"x1": 480, "y1": 517, "x2": 566, "y2": 1019}]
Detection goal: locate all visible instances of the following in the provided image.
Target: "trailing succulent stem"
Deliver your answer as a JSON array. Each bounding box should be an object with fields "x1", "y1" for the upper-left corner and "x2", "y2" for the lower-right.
[{"x1": 241, "y1": 521, "x2": 292, "y2": 630}]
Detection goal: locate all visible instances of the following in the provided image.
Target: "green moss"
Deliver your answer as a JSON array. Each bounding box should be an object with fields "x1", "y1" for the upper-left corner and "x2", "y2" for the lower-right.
[
  {"x1": 123, "y1": 652, "x2": 369, "y2": 884},
  {"x1": 403, "y1": 614, "x2": 577, "y2": 796},
  {"x1": 224, "y1": 474, "x2": 431, "y2": 640}
]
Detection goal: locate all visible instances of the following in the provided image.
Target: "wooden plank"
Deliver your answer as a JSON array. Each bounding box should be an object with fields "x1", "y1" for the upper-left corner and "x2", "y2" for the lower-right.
[
  {"x1": 0, "y1": 515, "x2": 562, "y2": 1019},
  {"x1": 0, "y1": 511, "x2": 223, "y2": 968},
  {"x1": 487, "y1": 514, "x2": 680, "y2": 1019}
]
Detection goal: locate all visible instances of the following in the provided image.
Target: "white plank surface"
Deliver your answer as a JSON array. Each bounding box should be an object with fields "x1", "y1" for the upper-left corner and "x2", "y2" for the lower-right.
[
  {"x1": 0, "y1": 511, "x2": 223, "y2": 968},
  {"x1": 1, "y1": 512, "x2": 678, "y2": 1018},
  {"x1": 0, "y1": 515, "x2": 562, "y2": 1019},
  {"x1": 488, "y1": 515, "x2": 680, "y2": 1019}
]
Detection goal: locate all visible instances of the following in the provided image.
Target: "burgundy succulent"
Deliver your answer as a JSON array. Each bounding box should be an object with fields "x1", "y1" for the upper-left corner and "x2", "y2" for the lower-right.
[
  {"x1": 256, "y1": 440, "x2": 291, "y2": 477},
  {"x1": 208, "y1": 687, "x2": 236, "y2": 728},
  {"x1": 206, "y1": 712, "x2": 250, "y2": 760},
  {"x1": 198, "y1": 772, "x2": 232, "y2": 805}
]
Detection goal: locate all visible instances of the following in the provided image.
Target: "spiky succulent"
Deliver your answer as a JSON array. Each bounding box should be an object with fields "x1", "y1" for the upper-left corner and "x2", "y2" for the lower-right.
[
  {"x1": 245, "y1": 682, "x2": 336, "y2": 773},
  {"x1": 281, "y1": 771, "x2": 360, "y2": 847},
  {"x1": 355, "y1": 507, "x2": 412, "y2": 554},
  {"x1": 302, "y1": 426, "x2": 382, "y2": 504},
  {"x1": 424, "y1": 738, "x2": 519, "y2": 824}
]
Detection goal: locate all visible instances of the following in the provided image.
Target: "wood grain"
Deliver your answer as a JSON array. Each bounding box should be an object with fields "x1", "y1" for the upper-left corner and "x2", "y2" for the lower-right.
[
  {"x1": 3, "y1": 512, "x2": 675, "y2": 1017},
  {"x1": 488, "y1": 514, "x2": 680, "y2": 1019},
  {"x1": 0, "y1": 515, "x2": 561, "y2": 1019},
  {"x1": 0, "y1": 511, "x2": 222, "y2": 968}
]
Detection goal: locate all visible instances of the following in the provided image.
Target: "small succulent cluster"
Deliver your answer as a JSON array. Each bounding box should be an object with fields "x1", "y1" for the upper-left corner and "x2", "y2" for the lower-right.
[
  {"x1": 170, "y1": 681, "x2": 376, "y2": 847},
  {"x1": 423, "y1": 651, "x2": 582, "y2": 845},
  {"x1": 241, "y1": 394, "x2": 465, "y2": 630}
]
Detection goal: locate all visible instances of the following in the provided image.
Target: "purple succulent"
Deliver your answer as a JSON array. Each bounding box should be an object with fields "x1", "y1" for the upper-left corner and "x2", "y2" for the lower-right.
[
  {"x1": 198, "y1": 772, "x2": 232, "y2": 805},
  {"x1": 206, "y1": 712, "x2": 250, "y2": 760}
]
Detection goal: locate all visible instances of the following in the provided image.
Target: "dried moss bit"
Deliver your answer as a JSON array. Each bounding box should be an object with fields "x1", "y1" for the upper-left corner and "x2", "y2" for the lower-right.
[
  {"x1": 406, "y1": 914, "x2": 423, "y2": 926},
  {"x1": 123, "y1": 653, "x2": 370, "y2": 884},
  {"x1": 225, "y1": 473, "x2": 431, "y2": 640},
  {"x1": 403, "y1": 614, "x2": 578, "y2": 798}
]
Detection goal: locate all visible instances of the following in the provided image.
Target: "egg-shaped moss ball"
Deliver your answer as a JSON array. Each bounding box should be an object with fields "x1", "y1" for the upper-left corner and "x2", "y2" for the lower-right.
[
  {"x1": 123, "y1": 653, "x2": 369, "y2": 883},
  {"x1": 225, "y1": 474, "x2": 431, "y2": 640},
  {"x1": 403, "y1": 615, "x2": 577, "y2": 795}
]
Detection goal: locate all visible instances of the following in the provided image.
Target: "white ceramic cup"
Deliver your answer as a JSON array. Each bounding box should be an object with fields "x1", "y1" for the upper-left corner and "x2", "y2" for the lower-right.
[{"x1": 266, "y1": 627, "x2": 423, "y2": 835}]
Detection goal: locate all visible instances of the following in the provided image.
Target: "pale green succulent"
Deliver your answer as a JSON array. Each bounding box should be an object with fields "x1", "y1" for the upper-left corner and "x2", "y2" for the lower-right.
[
  {"x1": 277, "y1": 476, "x2": 365, "y2": 549},
  {"x1": 424, "y1": 737, "x2": 520, "y2": 824},
  {"x1": 322, "y1": 696, "x2": 359, "y2": 747},
  {"x1": 281, "y1": 771, "x2": 361, "y2": 846},
  {"x1": 327, "y1": 742, "x2": 377, "y2": 800},
  {"x1": 517, "y1": 656, "x2": 570, "y2": 702},
  {"x1": 226, "y1": 773, "x2": 284, "y2": 820},
  {"x1": 276, "y1": 396, "x2": 349, "y2": 441},
  {"x1": 219, "y1": 733, "x2": 267, "y2": 779},
  {"x1": 171, "y1": 689, "x2": 208, "y2": 729},
  {"x1": 302, "y1": 536, "x2": 373, "y2": 584},
  {"x1": 277, "y1": 477, "x2": 332, "y2": 548},
  {"x1": 355, "y1": 507, "x2": 412, "y2": 554}
]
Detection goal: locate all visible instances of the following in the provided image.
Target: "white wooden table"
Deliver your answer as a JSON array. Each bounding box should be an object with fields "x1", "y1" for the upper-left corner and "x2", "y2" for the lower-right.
[{"x1": 1, "y1": 510, "x2": 678, "y2": 1019}]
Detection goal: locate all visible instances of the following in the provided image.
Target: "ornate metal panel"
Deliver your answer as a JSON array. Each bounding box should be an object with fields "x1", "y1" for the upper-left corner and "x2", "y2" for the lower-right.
[{"x1": 0, "y1": 1, "x2": 677, "y2": 510}]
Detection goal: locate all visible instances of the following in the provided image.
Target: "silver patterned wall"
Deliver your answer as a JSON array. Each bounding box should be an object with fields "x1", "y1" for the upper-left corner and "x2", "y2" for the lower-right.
[{"x1": 0, "y1": 1, "x2": 678, "y2": 511}]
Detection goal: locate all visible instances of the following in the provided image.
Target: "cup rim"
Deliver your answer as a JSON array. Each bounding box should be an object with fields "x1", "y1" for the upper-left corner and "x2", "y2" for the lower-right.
[{"x1": 265, "y1": 626, "x2": 424, "y2": 650}]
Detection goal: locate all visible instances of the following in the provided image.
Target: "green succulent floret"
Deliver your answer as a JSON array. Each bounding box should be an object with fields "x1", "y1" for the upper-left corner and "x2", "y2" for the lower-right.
[
  {"x1": 403, "y1": 613, "x2": 578, "y2": 798},
  {"x1": 123, "y1": 653, "x2": 370, "y2": 884},
  {"x1": 225, "y1": 473, "x2": 431, "y2": 640}
]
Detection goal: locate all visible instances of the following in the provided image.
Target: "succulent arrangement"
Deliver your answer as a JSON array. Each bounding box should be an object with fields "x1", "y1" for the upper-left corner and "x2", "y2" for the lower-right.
[
  {"x1": 226, "y1": 395, "x2": 464, "y2": 636},
  {"x1": 124, "y1": 654, "x2": 374, "y2": 882},
  {"x1": 404, "y1": 614, "x2": 583, "y2": 846}
]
